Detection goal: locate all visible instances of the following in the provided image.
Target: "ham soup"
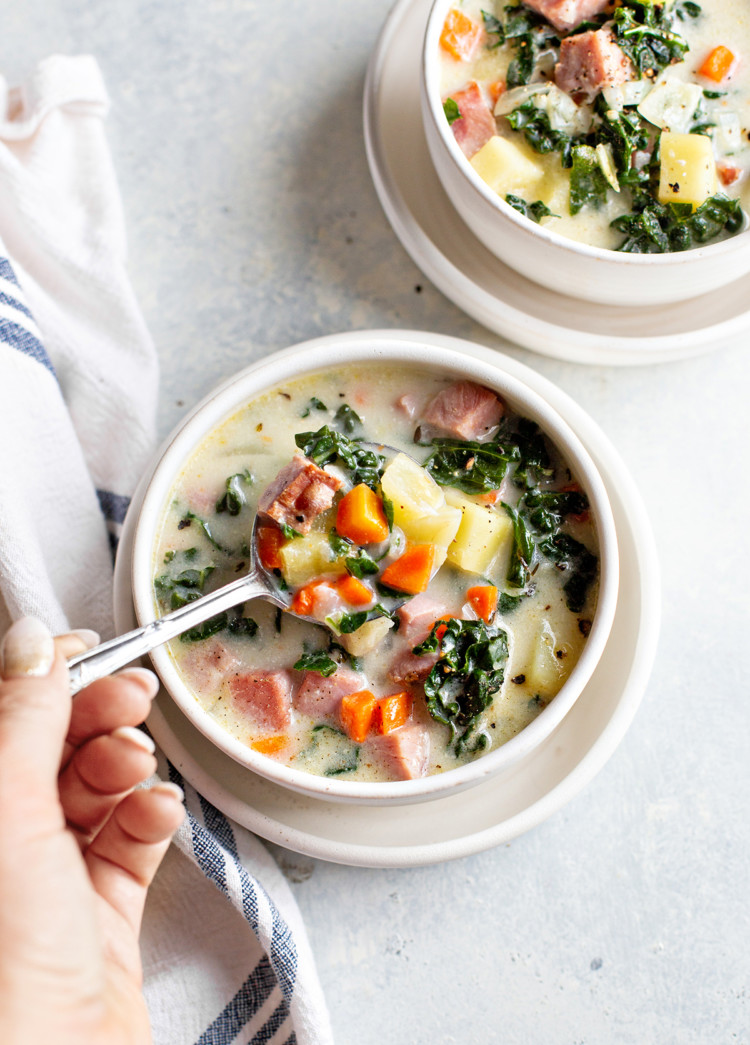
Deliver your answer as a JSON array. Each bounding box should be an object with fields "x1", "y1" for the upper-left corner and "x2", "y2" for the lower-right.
[
  {"x1": 439, "y1": 0, "x2": 750, "y2": 251},
  {"x1": 151, "y1": 364, "x2": 600, "y2": 783}
]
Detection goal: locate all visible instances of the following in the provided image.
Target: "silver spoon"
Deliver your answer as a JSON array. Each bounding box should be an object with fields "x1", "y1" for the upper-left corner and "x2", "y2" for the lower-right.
[
  {"x1": 67, "y1": 513, "x2": 291, "y2": 695},
  {"x1": 67, "y1": 441, "x2": 398, "y2": 695}
]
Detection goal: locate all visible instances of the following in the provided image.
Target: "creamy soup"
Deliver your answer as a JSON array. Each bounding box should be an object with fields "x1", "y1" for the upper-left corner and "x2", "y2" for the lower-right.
[
  {"x1": 438, "y1": 0, "x2": 750, "y2": 251},
  {"x1": 151, "y1": 364, "x2": 599, "y2": 783}
]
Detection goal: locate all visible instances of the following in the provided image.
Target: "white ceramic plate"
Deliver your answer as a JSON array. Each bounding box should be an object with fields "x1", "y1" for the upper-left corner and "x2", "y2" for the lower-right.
[
  {"x1": 113, "y1": 330, "x2": 660, "y2": 868},
  {"x1": 363, "y1": 0, "x2": 750, "y2": 365}
]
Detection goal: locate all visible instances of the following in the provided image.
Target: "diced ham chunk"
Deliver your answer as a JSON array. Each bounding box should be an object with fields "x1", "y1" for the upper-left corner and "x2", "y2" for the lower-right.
[
  {"x1": 294, "y1": 665, "x2": 368, "y2": 718},
  {"x1": 521, "y1": 0, "x2": 611, "y2": 33},
  {"x1": 421, "y1": 380, "x2": 504, "y2": 442},
  {"x1": 258, "y1": 454, "x2": 342, "y2": 534},
  {"x1": 555, "y1": 30, "x2": 635, "y2": 98},
  {"x1": 388, "y1": 646, "x2": 439, "y2": 685},
  {"x1": 449, "y1": 82, "x2": 496, "y2": 159},
  {"x1": 229, "y1": 670, "x2": 293, "y2": 730},
  {"x1": 397, "y1": 593, "x2": 449, "y2": 646},
  {"x1": 180, "y1": 638, "x2": 244, "y2": 695},
  {"x1": 395, "y1": 393, "x2": 420, "y2": 420},
  {"x1": 369, "y1": 723, "x2": 430, "y2": 780}
]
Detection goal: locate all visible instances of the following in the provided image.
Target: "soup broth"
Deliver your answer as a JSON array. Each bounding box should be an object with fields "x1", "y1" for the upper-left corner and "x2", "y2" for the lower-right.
[
  {"x1": 152, "y1": 364, "x2": 600, "y2": 783},
  {"x1": 438, "y1": 0, "x2": 750, "y2": 252}
]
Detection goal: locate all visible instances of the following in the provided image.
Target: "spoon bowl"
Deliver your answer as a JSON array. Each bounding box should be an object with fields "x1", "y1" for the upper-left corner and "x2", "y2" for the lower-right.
[{"x1": 67, "y1": 442, "x2": 396, "y2": 694}]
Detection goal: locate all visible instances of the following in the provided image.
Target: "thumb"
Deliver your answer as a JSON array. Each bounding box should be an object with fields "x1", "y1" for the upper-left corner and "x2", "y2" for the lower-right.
[{"x1": 0, "y1": 618, "x2": 70, "y2": 797}]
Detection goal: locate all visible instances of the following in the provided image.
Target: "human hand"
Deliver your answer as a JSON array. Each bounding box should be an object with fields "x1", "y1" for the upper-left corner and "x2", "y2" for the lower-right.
[{"x1": 0, "y1": 617, "x2": 185, "y2": 1045}]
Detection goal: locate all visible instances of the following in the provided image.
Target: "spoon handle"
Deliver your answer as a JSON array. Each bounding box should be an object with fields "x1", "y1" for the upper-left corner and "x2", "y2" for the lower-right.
[{"x1": 67, "y1": 573, "x2": 272, "y2": 695}]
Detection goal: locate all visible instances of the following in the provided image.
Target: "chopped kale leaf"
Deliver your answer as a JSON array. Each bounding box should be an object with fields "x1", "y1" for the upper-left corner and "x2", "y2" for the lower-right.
[
  {"x1": 443, "y1": 97, "x2": 461, "y2": 125},
  {"x1": 295, "y1": 425, "x2": 385, "y2": 489},
  {"x1": 611, "y1": 0, "x2": 693, "y2": 77},
  {"x1": 416, "y1": 618, "x2": 509, "y2": 754},
  {"x1": 538, "y1": 533, "x2": 598, "y2": 613},
  {"x1": 423, "y1": 438, "x2": 518, "y2": 494},
  {"x1": 506, "y1": 194, "x2": 558, "y2": 223},
  {"x1": 569, "y1": 145, "x2": 610, "y2": 214},
  {"x1": 612, "y1": 192, "x2": 743, "y2": 253},
  {"x1": 215, "y1": 468, "x2": 254, "y2": 516},
  {"x1": 294, "y1": 649, "x2": 339, "y2": 677},
  {"x1": 506, "y1": 100, "x2": 576, "y2": 162}
]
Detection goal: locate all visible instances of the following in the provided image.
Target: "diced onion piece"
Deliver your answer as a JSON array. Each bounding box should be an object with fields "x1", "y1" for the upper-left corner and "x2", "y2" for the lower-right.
[
  {"x1": 601, "y1": 80, "x2": 651, "y2": 110},
  {"x1": 712, "y1": 111, "x2": 741, "y2": 154},
  {"x1": 637, "y1": 76, "x2": 704, "y2": 134},
  {"x1": 493, "y1": 82, "x2": 552, "y2": 117},
  {"x1": 536, "y1": 84, "x2": 591, "y2": 136},
  {"x1": 595, "y1": 143, "x2": 620, "y2": 192}
]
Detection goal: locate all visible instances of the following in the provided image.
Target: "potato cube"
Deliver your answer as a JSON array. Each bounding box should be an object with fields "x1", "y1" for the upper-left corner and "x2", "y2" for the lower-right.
[
  {"x1": 380, "y1": 455, "x2": 461, "y2": 563},
  {"x1": 658, "y1": 131, "x2": 717, "y2": 209},
  {"x1": 470, "y1": 135, "x2": 545, "y2": 198},
  {"x1": 444, "y1": 489, "x2": 514, "y2": 574},
  {"x1": 524, "y1": 621, "x2": 571, "y2": 700},
  {"x1": 278, "y1": 533, "x2": 345, "y2": 588},
  {"x1": 338, "y1": 616, "x2": 393, "y2": 657}
]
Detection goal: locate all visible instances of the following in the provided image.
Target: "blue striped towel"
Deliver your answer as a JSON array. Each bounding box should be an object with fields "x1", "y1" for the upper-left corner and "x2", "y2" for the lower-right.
[{"x1": 0, "y1": 55, "x2": 333, "y2": 1045}]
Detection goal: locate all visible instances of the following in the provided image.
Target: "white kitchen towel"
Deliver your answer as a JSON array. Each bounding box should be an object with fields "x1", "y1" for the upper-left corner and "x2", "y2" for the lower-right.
[{"x1": 0, "y1": 55, "x2": 333, "y2": 1045}]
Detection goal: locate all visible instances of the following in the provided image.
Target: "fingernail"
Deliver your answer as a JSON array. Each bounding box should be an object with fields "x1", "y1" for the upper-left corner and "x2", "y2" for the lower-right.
[
  {"x1": 1, "y1": 617, "x2": 55, "y2": 678},
  {"x1": 111, "y1": 725, "x2": 156, "y2": 754},
  {"x1": 115, "y1": 667, "x2": 160, "y2": 699},
  {"x1": 68, "y1": 629, "x2": 100, "y2": 650},
  {"x1": 149, "y1": 781, "x2": 185, "y2": 803}
]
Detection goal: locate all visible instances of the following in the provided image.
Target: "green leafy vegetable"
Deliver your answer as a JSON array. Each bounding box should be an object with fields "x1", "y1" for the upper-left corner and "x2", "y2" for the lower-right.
[
  {"x1": 611, "y1": 0, "x2": 694, "y2": 77},
  {"x1": 301, "y1": 396, "x2": 328, "y2": 418},
  {"x1": 569, "y1": 145, "x2": 609, "y2": 214},
  {"x1": 522, "y1": 488, "x2": 589, "y2": 534},
  {"x1": 507, "y1": 418, "x2": 554, "y2": 490},
  {"x1": 180, "y1": 510, "x2": 227, "y2": 552},
  {"x1": 306, "y1": 725, "x2": 360, "y2": 777},
  {"x1": 415, "y1": 618, "x2": 509, "y2": 754},
  {"x1": 215, "y1": 469, "x2": 254, "y2": 516},
  {"x1": 505, "y1": 194, "x2": 558, "y2": 224},
  {"x1": 443, "y1": 97, "x2": 461, "y2": 125},
  {"x1": 328, "y1": 529, "x2": 353, "y2": 557},
  {"x1": 155, "y1": 554, "x2": 215, "y2": 610},
  {"x1": 502, "y1": 503, "x2": 536, "y2": 591},
  {"x1": 345, "y1": 549, "x2": 380, "y2": 578},
  {"x1": 333, "y1": 403, "x2": 362, "y2": 434},
  {"x1": 612, "y1": 192, "x2": 744, "y2": 253},
  {"x1": 538, "y1": 533, "x2": 598, "y2": 613},
  {"x1": 294, "y1": 650, "x2": 339, "y2": 677},
  {"x1": 295, "y1": 425, "x2": 385, "y2": 489},
  {"x1": 179, "y1": 608, "x2": 258, "y2": 644},
  {"x1": 422, "y1": 439, "x2": 518, "y2": 494},
  {"x1": 335, "y1": 611, "x2": 369, "y2": 634},
  {"x1": 506, "y1": 100, "x2": 575, "y2": 161}
]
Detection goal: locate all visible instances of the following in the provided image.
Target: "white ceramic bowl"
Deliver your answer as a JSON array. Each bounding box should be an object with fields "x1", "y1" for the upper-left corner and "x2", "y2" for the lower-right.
[
  {"x1": 131, "y1": 331, "x2": 619, "y2": 804},
  {"x1": 421, "y1": 0, "x2": 750, "y2": 307}
]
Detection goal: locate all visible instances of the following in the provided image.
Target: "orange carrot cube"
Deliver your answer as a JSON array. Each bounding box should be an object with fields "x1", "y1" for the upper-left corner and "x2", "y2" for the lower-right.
[
  {"x1": 466, "y1": 584, "x2": 498, "y2": 623},
  {"x1": 377, "y1": 691, "x2": 412, "y2": 734},
  {"x1": 698, "y1": 45, "x2": 735, "y2": 82},
  {"x1": 380, "y1": 544, "x2": 436, "y2": 594},
  {"x1": 336, "y1": 484, "x2": 390, "y2": 545},
  {"x1": 340, "y1": 690, "x2": 379, "y2": 743},
  {"x1": 440, "y1": 8, "x2": 483, "y2": 61},
  {"x1": 336, "y1": 574, "x2": 374, "y2": 607},
  {"x1": 251, "y1": 735, "x2": 287, "y2": 755}
]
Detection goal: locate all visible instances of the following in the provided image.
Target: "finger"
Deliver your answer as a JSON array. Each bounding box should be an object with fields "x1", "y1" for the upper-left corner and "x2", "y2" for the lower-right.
[
  {"x1": 56, "y1": 629, "x2": 100, "y2": 661},
  {"x1": 86, "y1": 783, "x2": 185, "y2": 935},
  {"x1": 60, "y1": 728, "x2": 157, "y2": 845},
  {"x1": 62, "y1": 668, "x2": 159, "y2": 769},
  {"x1": 0, "y1": 619, "x2": 70, "y2": 802}
]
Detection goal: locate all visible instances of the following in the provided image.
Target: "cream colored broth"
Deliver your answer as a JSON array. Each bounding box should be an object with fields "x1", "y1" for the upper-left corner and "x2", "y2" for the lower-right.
[
  {"x1": 152, "y1": 363, "x2": 599, "y2": 782},
  {"x1": 439, "y1": 0, "x2": 750, "y2": 250}
]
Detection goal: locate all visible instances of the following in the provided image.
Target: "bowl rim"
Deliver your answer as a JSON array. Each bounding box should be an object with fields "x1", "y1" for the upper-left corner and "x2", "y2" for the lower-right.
[
  {"x1": 131, "y1": 331, "x2": 619, "y2": 803},
  {"x1": 421, "y1": 0, "x2": 750, "y2": 268}
]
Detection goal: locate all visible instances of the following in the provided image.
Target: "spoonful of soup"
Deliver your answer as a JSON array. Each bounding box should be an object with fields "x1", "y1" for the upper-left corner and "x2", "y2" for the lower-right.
[{"x1": 67, "y1": 437, "x2": 455, "y2": 695}]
